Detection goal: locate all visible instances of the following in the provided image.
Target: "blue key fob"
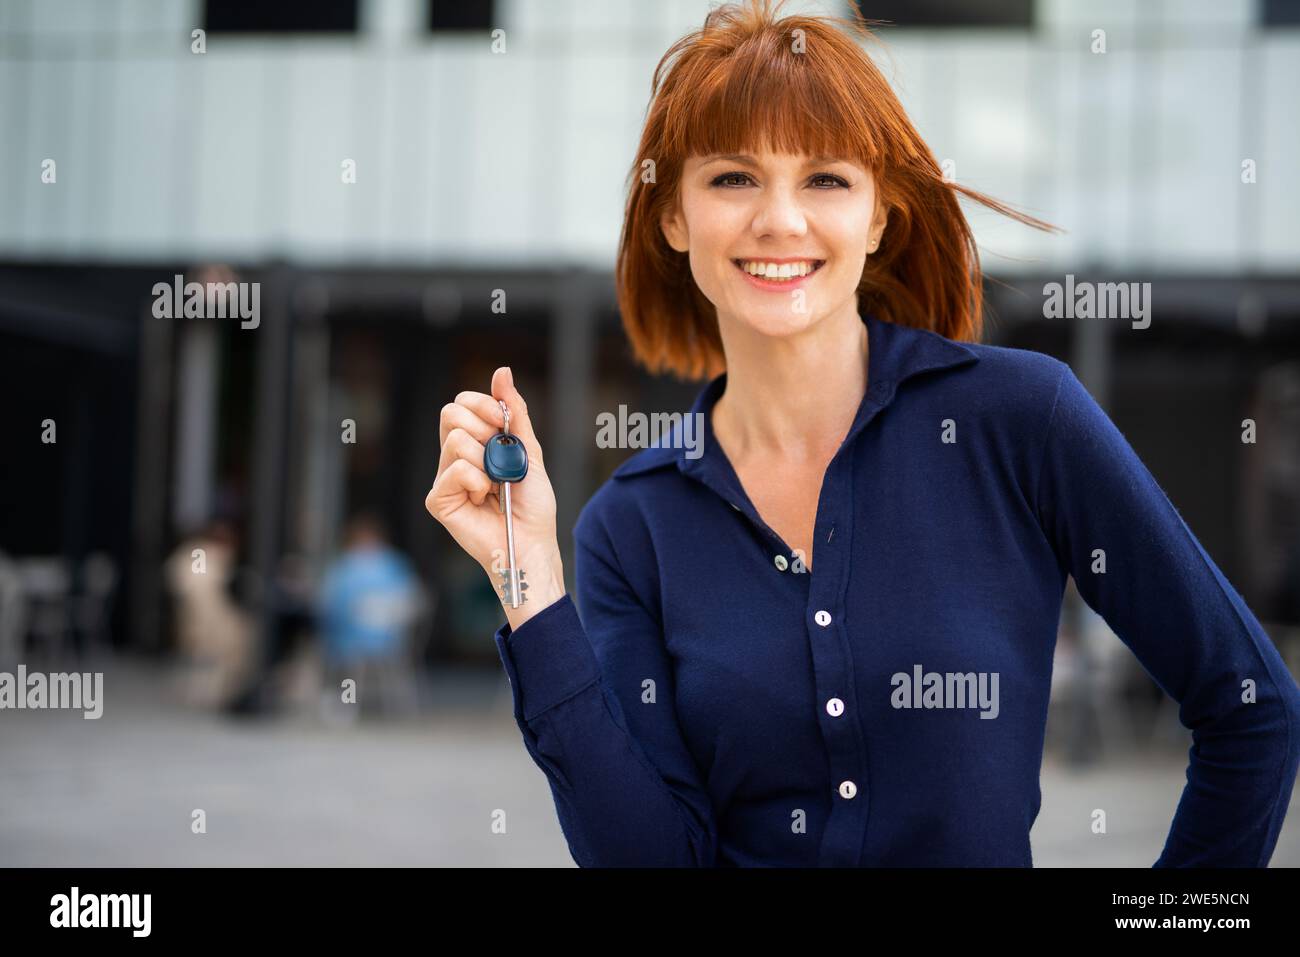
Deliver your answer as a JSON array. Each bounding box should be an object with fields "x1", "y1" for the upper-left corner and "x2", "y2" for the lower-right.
[{"x1": 485, "y1": 433, "x2": 528, "y2": 483}]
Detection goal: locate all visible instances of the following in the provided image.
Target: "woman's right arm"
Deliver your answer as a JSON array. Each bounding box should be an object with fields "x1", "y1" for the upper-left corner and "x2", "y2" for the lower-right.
[{"x1": 426, "y1": 367, "x2": 718, "y2": 866}]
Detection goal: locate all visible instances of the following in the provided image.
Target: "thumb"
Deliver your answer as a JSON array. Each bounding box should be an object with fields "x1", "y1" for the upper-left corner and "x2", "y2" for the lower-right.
[{"x1": 491, "y1": 366, "x2": 544, "y2": 469}]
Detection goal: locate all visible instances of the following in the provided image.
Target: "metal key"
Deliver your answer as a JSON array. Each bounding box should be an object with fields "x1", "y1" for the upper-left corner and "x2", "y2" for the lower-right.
[{"x1": 483, "y1": 399, "x2": 529, "y2": 607}]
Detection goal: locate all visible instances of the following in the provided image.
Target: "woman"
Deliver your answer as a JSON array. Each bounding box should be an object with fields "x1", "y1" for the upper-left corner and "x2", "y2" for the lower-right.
[{"x1": 426, "y1": 0, "x2": 1300, "y2": 866}]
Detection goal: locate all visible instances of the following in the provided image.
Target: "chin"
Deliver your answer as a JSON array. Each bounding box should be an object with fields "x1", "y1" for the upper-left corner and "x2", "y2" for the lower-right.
[{"x1": 726, "y1": 304, "x2": 821, "y2": 339}]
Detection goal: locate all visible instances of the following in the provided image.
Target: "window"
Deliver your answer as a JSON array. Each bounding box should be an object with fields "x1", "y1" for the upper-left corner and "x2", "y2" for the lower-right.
[
  {"x1": 428, "y1": 0, "x2": 495, "y2": 33},
  {"x1": 204, "y1": 0, "x2": 359, "y2": 34},
  {"x1": 1262, "y1": 0, "x2": 1300, "y2": 26},
  {"x1": 851, "y1": 0, "x2": 1033, "y2": 29}
]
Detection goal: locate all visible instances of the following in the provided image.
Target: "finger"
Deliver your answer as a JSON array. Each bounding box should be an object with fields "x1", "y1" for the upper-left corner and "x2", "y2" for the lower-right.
[
  {"x1": 450, "y1": 390, "x2": 505, "y2": 435},
  {"x1": 427, "y1": 458, "x2": 494, "y2": 516},
  {"x1": 435, "y1": 427, "x2": 487, "y2": 482},
  {"x1": 490, "y1": 366, "x2": 544, "y2": 469},
  {"x1": 450, "y1": 458, "x2": 494, "y2": 508},
  {"x1": 440, "y1": 400, "x2": 499, "y2": 448}
]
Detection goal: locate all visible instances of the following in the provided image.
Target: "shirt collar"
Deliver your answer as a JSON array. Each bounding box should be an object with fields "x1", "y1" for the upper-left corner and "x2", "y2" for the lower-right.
[{"x1": 611, "y1": 311, "x2": 980, "y2": 481}]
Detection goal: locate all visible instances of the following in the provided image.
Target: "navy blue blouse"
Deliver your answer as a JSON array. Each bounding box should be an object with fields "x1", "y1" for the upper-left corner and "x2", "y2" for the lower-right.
[{"x1": 492, "y1": 312, "x2": 1300, "y2": 867}]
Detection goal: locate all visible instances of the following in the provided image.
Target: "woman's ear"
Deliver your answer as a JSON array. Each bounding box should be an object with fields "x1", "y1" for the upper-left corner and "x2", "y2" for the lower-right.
[
  {"x1": 872, "y1": 202, "x2": 890, "y2": 241},
  {"x1": 866, "y1": 201, "x2": 890, "y2": 254},
  {"x1": 660, "y1": 203, "x2": 688, "y2": 253}
]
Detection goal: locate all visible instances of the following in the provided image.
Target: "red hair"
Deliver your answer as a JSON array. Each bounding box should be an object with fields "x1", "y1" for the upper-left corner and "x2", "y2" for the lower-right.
[{"x1": 615, "y1": 0, "x2": 1059, "y2": 381}]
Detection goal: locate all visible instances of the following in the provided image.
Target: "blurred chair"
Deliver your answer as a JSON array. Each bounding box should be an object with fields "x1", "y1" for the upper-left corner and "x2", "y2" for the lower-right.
[
  {"x1": 0, "y1": 552, "x2": 29, "y2": 668},
  {"x1": 1050, "y1": 582, "x2": 1151, "y2": 764},
  {"x1": 16, "y1": 557, "x2": 73, "y2": 665}
]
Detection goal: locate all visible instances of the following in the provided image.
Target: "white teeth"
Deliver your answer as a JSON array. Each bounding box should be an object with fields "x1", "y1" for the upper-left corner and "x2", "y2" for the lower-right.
[{"x1": 738, "y1": 260, "x2": 818, "y2": 280}]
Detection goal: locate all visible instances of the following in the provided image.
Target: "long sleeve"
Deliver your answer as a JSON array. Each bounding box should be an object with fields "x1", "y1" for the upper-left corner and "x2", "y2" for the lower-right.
[
  {"x1": 491, "y1": 508, "x2": 719, "y2": 867},
  {"x1": 1035, "y1": 362, "x2": 1300, "y2": 866}
]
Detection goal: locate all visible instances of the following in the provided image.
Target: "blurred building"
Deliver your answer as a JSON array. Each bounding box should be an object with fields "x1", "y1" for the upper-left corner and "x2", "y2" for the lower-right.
[{"x1": 1, "y1": 0, "x2": 1298, "y2": 681}]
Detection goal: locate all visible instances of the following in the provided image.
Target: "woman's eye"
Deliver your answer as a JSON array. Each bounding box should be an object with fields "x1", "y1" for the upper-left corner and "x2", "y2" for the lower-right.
[{"x1": 710, "y1": 172, "x2": 849, "y2": 189}]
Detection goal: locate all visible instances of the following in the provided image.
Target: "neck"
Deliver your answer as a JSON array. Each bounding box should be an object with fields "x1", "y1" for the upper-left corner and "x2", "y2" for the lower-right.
[{"x1": 711, "y1": 305, "x2": 870, "y2": 462}]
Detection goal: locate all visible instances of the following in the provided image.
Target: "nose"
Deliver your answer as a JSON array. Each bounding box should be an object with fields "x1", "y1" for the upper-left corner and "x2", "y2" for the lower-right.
[{"x1": 750, "y1": 183, "x2": 808, "y2": 239}]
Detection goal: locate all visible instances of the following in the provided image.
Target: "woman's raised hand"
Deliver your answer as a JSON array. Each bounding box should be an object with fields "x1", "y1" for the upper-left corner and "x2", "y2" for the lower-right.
[{"x1": 426, "y1": 366, "x2": 566, "y2": 627}]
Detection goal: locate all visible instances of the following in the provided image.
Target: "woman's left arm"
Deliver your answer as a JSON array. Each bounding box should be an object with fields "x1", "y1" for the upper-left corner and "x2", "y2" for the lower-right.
[{"x1": 1035, "y1": 361, "x2": 1300, "y2": 867}]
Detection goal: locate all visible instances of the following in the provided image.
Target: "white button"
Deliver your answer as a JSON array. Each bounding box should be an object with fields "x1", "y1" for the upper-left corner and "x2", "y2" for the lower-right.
[
  {"x1": 774, "y1": 554, "x2": 788, "y2": 571},
  {"x1": 826, "y1": 697, "x2": 844, "y2": 717},
  {"x1": 838, "y1": 780, "x2": 857, "y2": 799},
  {"x1": 814, "y1": 610, "x2": 831, "y2": 627}
]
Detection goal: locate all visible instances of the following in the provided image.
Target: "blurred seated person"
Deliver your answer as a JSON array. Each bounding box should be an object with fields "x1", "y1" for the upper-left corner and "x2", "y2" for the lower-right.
[
  {"x1": 317, "y1": 512, "x2": 423, "y2": 722},
  {"x1": 165, "y1": 519, "x2": 256, "y2": 709}
]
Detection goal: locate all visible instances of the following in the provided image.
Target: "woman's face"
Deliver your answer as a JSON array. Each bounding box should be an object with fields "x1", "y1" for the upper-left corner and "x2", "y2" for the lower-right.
[{"x1": 661, "y1": 150, "x2": 886, "y2": 340}]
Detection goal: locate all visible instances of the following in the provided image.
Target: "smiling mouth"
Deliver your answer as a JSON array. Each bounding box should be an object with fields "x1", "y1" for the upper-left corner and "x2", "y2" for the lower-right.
[{"x1": 731, "y1": 259, "x2": 826, "y2": 282}]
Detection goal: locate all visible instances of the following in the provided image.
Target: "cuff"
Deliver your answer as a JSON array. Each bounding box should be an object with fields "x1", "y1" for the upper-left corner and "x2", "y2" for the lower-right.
[{"x1": 493, "y1": 594, "x2": 600, "y2": 721}]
